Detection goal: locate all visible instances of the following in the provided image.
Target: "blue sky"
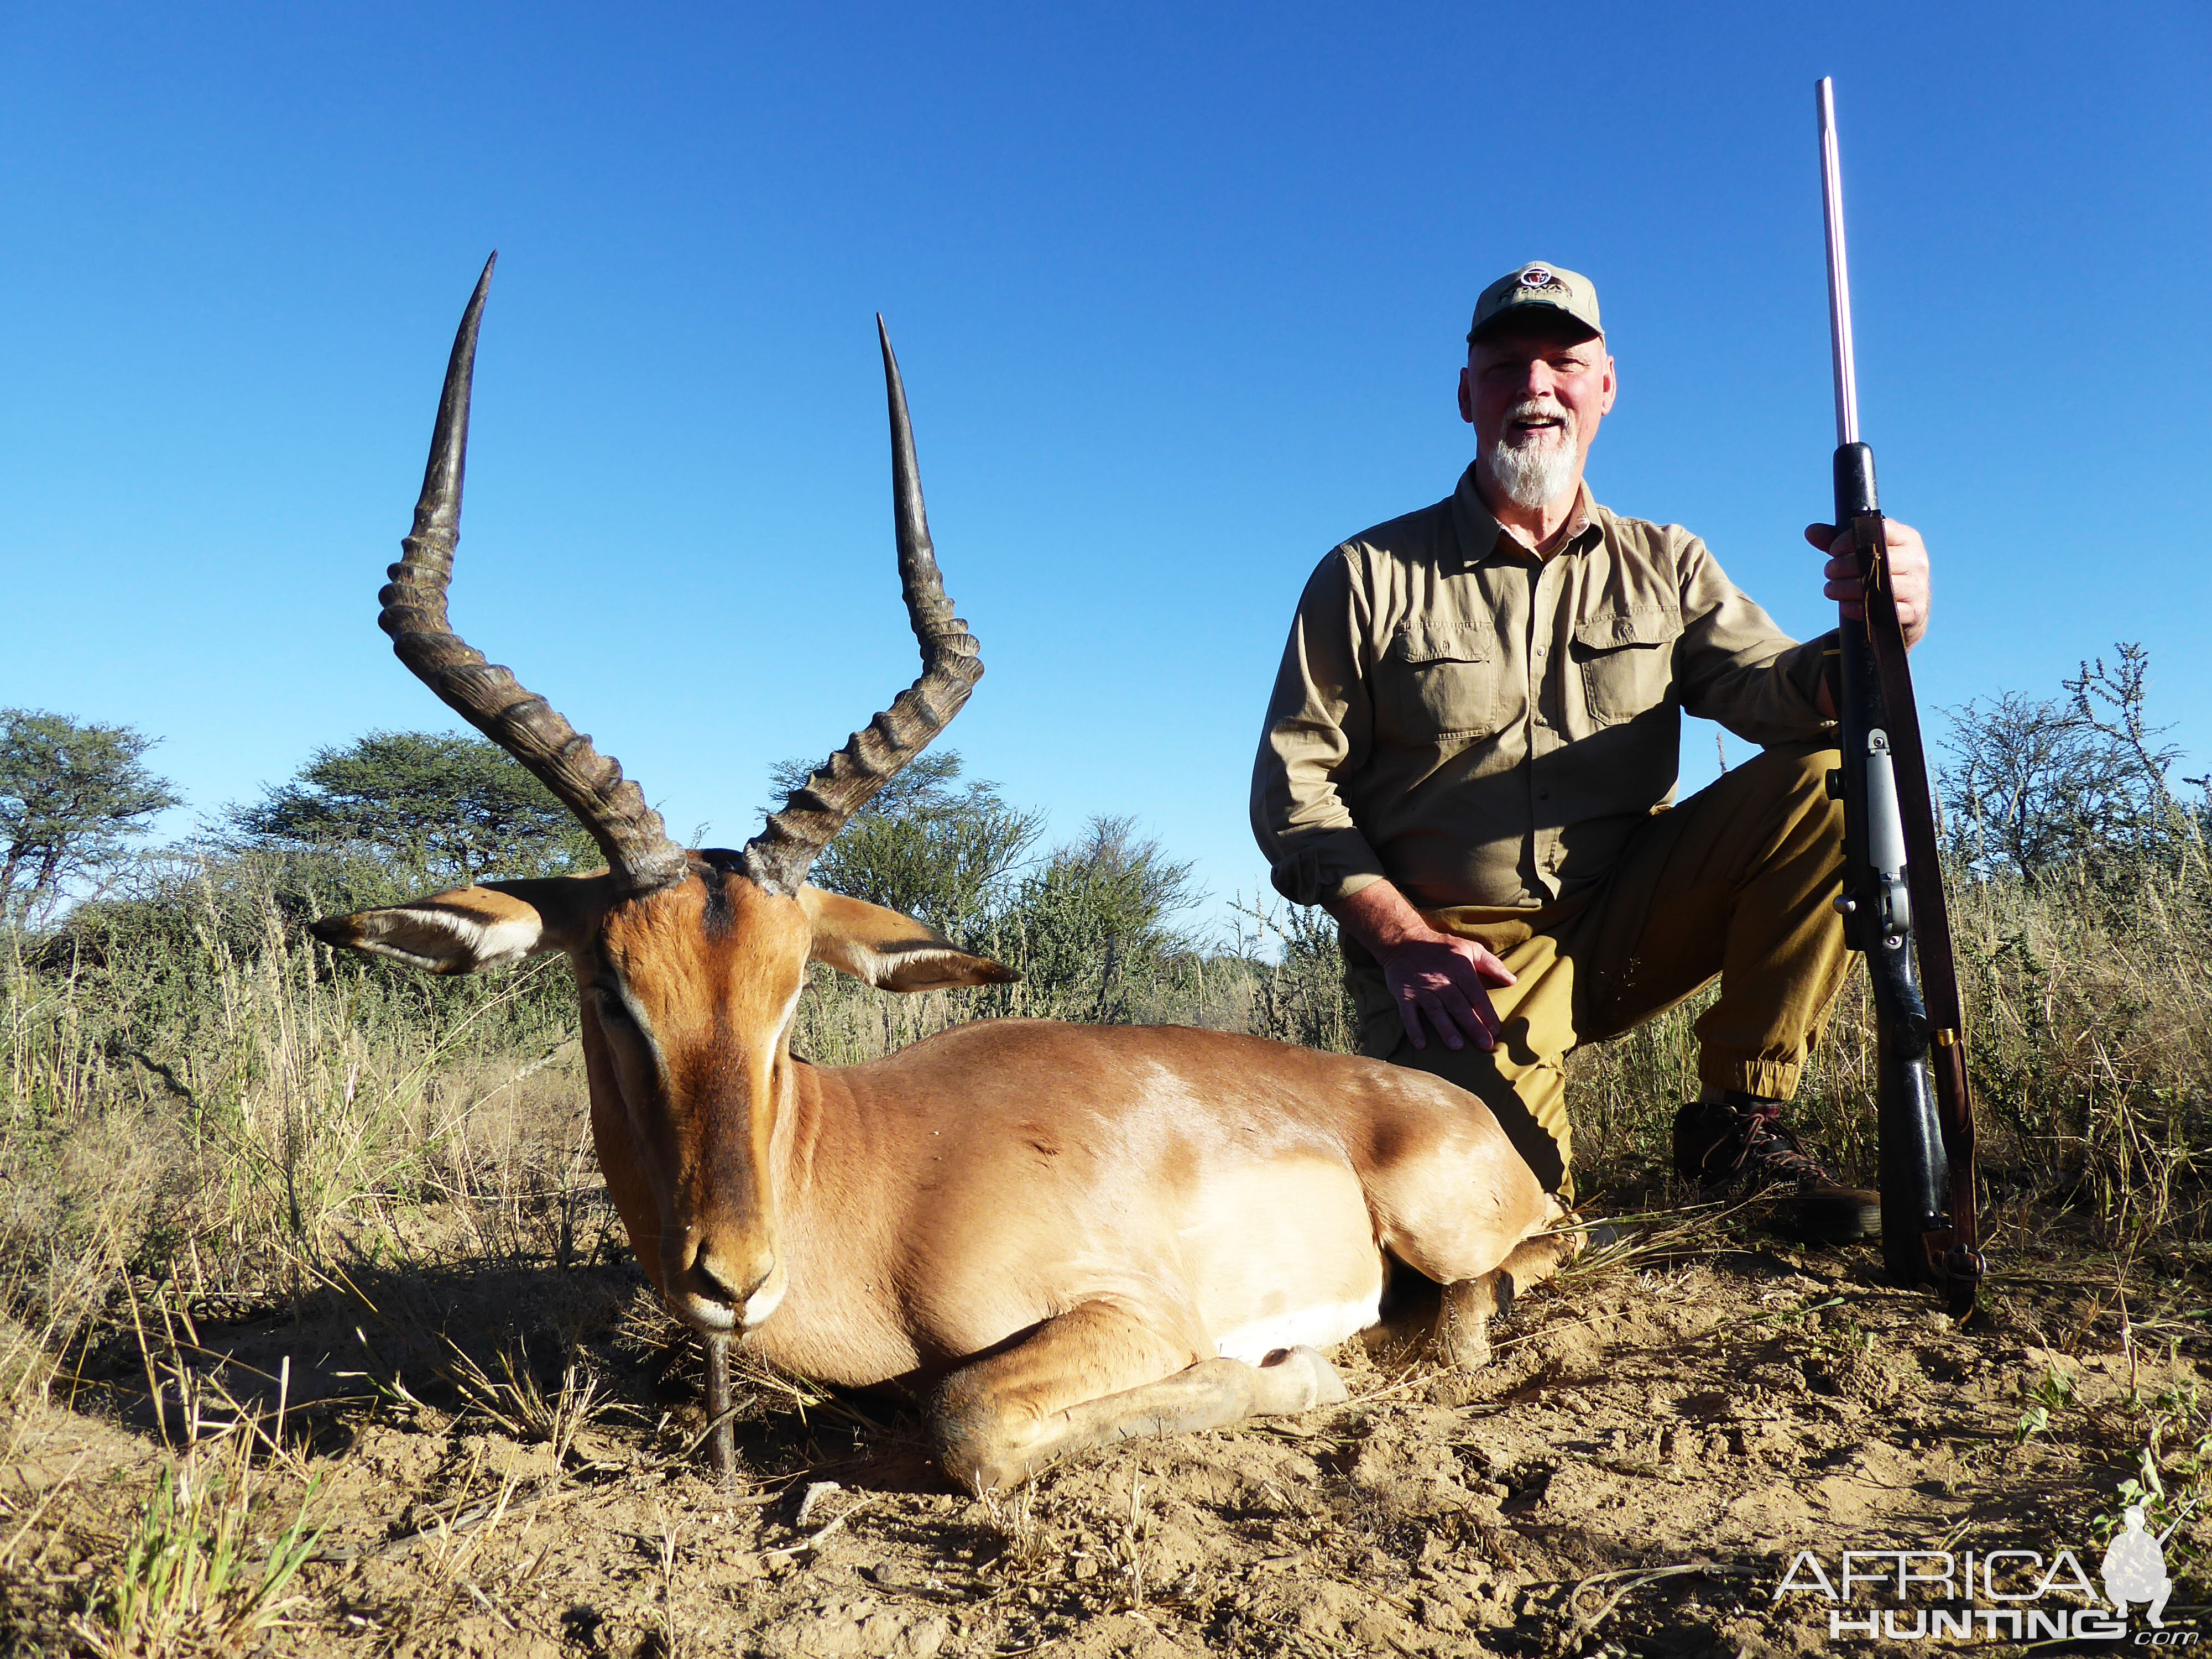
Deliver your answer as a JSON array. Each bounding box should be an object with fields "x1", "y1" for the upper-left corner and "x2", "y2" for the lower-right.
[{"x1": 5, "y1": 3, "x2": 2206, "y2": 929}]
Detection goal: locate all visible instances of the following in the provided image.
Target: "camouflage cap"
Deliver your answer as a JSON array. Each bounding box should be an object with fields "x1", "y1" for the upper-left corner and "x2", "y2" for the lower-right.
[{"x1": 1467, "y1": 260, "x2": 1603, "y2": 344}]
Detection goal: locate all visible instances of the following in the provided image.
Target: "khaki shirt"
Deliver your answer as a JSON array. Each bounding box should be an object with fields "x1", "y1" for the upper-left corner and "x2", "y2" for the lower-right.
[{"x1": 1251, "y1": 465, "x2": 1836, "y2": 910}]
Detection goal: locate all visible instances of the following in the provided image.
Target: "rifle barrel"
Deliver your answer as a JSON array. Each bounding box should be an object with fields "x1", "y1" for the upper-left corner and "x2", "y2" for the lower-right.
[{"x1": 1817, "y1": 77, "x2": 1861, "y2": 448}]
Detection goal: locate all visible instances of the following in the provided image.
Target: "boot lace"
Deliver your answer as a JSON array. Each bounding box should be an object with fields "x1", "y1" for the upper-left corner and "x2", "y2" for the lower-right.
[{"x1": 1720, "y1": 1100, "x2": 1834, "y2": 1193}]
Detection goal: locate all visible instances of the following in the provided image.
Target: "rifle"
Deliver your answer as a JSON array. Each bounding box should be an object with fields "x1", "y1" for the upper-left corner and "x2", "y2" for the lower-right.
[{"x1": 1815, "y1": 77, "x2": 1984, "y2": 1318}]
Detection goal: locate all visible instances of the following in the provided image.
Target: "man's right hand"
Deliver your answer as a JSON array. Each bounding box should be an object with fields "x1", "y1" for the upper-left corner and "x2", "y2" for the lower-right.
[{"x1": 1326, "y1": 880, "x2": 1517, "y2": 1053}]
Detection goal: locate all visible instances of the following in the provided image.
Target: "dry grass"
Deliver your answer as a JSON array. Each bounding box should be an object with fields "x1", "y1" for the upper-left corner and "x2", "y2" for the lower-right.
[
  {"x1": 0, "y1": 850, "x2": 2205, "y2": 1650},
  {"x1": 4, "y1": 853, "x2": 2206, "y2": 1406},
  {"x1": 1568, "y1": 860, "x2": 2211, "y2": 1243},
  {"x1": 68, "y1": 1423, "x2": 321, "y2": 1659},
  {"x1": 439, "y1": 1339, "x2": 614, "y2": 1464}
]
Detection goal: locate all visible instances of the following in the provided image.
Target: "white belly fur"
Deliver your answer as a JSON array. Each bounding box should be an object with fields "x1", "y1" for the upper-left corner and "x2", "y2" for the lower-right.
[
  {"x1": 1180, "y1": 1152, "x2": 1385, "y2": 1364},
  {"x1": 1213, "y1": 1294, "x2": 1384, "y2": 1365}
]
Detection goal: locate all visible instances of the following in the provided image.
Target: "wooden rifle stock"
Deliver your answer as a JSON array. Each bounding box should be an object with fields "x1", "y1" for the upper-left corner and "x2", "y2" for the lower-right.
[{"x1": 1818, "y1": 81, "x2": 1983, "y2": 1316}]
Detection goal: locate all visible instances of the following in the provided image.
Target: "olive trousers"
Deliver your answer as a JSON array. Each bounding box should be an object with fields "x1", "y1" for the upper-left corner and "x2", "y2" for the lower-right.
[{"x1": 1342, "y1": 743, "x2": 1851, "y2": 1196}]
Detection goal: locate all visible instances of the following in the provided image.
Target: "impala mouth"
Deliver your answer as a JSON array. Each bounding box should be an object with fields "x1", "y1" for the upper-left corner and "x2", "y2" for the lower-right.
[
  {"x1": 669, "y1": 1288, "x2": 740, "y2": 1334},
  {"x1": 666, "y1": 1255, "x2": 786, "y2": 1335},
  {"x1": 739, "y1": 1274, "x2": 787, "y2": 1328}
]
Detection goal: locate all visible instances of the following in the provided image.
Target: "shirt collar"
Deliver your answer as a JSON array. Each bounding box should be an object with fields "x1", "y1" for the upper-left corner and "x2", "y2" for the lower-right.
[{"x1": 1449, "y1": 463, "x2": 1600, "y2": 566}]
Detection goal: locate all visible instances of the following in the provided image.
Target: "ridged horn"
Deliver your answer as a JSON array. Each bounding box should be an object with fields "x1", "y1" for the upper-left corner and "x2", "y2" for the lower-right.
[
  {"x1": 742, "y1": 318, "x2": 983, "y2": 896},
  {"x1": 378, "y1": 254, "x2": 690, "y2": 897}
]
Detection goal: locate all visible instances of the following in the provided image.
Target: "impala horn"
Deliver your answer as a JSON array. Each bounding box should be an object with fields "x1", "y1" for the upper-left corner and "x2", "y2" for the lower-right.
[
  {"x1": 379, "y1": 254, "x2": 690, "y2": 897},
  {"x1": 740, "y1": 319, "x2": 984, "y2": 897}
]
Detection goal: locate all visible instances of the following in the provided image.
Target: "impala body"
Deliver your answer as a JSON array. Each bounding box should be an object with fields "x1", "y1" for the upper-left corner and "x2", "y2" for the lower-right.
[{"x1": 315, "y1": 259, "x2": 1569, "y2": 1491}]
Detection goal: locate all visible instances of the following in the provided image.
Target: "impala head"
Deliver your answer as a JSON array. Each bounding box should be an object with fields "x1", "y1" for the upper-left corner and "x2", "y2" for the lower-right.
[{"x1": 312, "y1": 257, "x2": 1014, "y2": 1333}]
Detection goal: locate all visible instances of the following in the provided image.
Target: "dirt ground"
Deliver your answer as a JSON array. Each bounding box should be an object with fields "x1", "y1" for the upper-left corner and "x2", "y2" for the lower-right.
[{"x1": 5, "y1": 1203, "x2": 2207, "y2": 1658}]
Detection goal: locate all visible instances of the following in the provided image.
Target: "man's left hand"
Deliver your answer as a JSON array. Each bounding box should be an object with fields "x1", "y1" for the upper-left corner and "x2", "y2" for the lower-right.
[{"x1": 1804, "y1": 518, "x2": 1930, "y2": 648}]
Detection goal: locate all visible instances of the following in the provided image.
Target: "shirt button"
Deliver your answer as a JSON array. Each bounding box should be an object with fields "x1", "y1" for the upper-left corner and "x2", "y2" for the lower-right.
[{"x1": 1538, "y1": 789, "x2": 1551, "y2": 800}]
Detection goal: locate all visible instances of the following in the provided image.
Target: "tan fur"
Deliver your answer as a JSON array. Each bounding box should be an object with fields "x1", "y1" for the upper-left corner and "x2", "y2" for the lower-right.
[{"x1": 315, "y1": 867, "x2": 1559, "y2": 1491}]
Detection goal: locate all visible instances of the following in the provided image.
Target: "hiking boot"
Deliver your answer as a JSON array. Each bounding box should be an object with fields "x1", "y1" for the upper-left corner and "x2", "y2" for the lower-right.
[{"x1": 1672, "y1": 1092, "x2": 1879, "y2": 1245}]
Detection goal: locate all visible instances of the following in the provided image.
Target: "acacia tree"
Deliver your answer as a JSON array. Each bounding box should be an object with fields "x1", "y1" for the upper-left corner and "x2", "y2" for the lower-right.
[
  {"x1": 0, "y1": 709, "x2": 179, "y2": 926},
  {"x1": 1941, "y1": 643, "x2": 2208, "y2": 881},
  {"x1": 1002, "y1": 815, "x2": 1202, "y2": 1020},
  {"x1": 230, "y1": 730, "x2": 596, "y2": 886},
  {"x1": 1939, "y1": 689, "x2": 2141, "y2": 878}
]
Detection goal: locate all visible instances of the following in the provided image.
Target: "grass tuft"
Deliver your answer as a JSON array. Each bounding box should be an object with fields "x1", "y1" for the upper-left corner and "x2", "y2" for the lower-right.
[{"x1": 69, "y1": 1428, "x2": 320, "y2": 1658}]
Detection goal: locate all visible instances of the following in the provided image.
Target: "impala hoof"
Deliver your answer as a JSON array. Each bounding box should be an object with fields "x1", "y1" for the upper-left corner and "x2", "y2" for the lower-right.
[{"x1": 1254, "y1": 1345, "x2": 1349, "y2": 1413}]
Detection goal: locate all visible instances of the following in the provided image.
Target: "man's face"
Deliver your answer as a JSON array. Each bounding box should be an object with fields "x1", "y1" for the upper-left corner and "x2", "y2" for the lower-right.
[{"x1": 1457, "y1": 321, "x2": 1617, "y2": 509}]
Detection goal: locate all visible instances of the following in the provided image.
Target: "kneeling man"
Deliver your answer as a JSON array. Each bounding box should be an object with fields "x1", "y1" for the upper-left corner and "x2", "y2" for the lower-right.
[{"x1": 1251, "y1": 261, "x2": 1933, "y2": 1239}]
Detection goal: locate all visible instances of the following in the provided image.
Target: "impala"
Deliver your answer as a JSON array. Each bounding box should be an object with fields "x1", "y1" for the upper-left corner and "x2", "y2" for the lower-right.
[{"x1": 313, "y1": 258, "x2": 1575, "y2": 1493}]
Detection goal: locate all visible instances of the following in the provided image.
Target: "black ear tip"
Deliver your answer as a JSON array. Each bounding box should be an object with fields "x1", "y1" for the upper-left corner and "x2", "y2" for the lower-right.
[{"x1": 307, "y1": 916, "x2": 351, "y2": 946}]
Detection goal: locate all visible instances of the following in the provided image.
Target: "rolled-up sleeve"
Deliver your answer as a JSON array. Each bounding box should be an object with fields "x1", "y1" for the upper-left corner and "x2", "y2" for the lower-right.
[
  {"x1": 1672, "y1": 536, "x2": 1838, "y2": 747},
  {"x1": 1250, "y1": 550, "x2": 1390, "y2": 906}
]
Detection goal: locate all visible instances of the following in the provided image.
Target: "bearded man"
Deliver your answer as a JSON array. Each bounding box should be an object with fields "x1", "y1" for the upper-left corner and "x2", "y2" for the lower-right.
[{"x1": 1250, "y1": 261, "x2": 1932, "y2": 1240}]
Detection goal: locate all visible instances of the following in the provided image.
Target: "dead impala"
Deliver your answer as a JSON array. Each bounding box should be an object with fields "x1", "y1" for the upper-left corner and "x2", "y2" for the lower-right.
[{"x1": 312, "y1": 258, "x2": 1575, "y2": 1493}]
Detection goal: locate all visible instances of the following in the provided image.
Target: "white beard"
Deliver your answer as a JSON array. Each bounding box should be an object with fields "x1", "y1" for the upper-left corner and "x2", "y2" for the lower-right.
[{"x1": 1484, "y1": 404, "x2": 1580, "y2": 510}]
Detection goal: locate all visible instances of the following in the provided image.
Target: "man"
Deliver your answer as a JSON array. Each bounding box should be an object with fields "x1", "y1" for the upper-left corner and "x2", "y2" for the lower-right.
[
  {"x1": 1250, "y1": 260, "x2": 1931, "y2": 1240},
  {"x1": 2100, "y1": 1505, "x2": 2174, "y2": 1629}
]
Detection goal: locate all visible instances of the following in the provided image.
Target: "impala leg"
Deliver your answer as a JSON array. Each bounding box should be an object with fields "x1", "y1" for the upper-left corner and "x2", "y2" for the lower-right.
[
  {"x1": 1433, "y1": 1223, "x2": 1584, "y2": 1371},
  {"x1": 930, "y1": 1301, "x2": 1348, "y2": 1495}
]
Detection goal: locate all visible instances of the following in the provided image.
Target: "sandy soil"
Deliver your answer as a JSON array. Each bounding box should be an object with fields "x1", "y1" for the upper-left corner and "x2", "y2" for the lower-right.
[{"x1": 6, "y1": 1212, "x2": 2206, "y2": 1657}]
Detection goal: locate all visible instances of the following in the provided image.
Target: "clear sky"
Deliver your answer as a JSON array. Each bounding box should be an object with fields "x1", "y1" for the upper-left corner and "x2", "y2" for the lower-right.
[{"x1": 5, "y1": 2, "x2": 2206, "y2": 929}]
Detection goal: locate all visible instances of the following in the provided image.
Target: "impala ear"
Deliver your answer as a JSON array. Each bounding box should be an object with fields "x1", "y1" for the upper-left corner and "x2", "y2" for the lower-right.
[
  {"x1": 798, "y1": 886, "x2": 1019, "y2": 993},
  {"x1": 310, "y1": 878, "x2": 598, "y2": 975}
]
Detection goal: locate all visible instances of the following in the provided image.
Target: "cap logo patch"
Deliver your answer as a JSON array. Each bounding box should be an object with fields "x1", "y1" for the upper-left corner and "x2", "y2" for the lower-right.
[{"x1": 1519, "y1": 265, "x2": 1562, "y2": 290}]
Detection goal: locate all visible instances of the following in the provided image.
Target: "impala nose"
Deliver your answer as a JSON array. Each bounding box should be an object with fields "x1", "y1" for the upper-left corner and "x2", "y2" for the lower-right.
[
  {"x1": 692, "y1": 1252, "x2": 766, "y2": 1306},
  {"x1": 676, "y1": 1235, "x2": 782, "y2": 1328}
]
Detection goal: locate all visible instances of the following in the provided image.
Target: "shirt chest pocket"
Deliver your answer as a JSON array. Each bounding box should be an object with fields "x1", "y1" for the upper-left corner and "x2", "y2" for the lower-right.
[
  {"x1": 1572, "y1": 604, "x2": 1683, "y2": 726},
  {"x1": 1378, "y1": 623, "x2": 1500, "y2": 742}
]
